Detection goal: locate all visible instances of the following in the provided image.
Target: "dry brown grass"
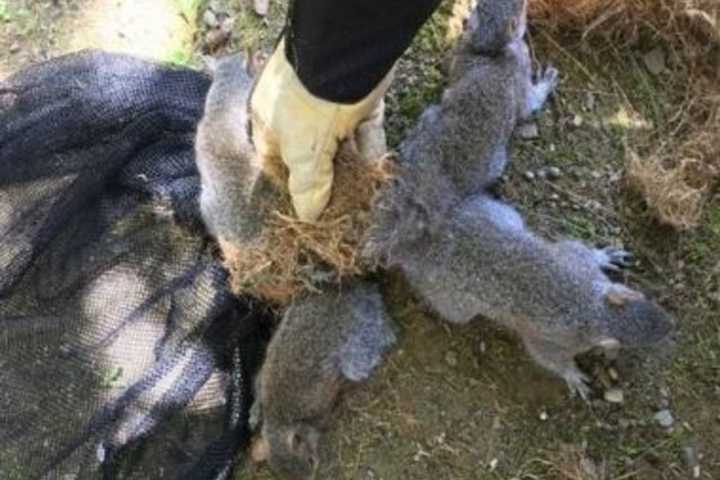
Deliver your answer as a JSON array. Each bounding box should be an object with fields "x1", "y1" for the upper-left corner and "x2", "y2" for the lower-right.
[
  {"x1": 221, "y1": 145, "x2": 395, "y2": 306},
  {"x1": 529, "y1": 0, "x2": 720, "y2": 51},
  {"x1": 533, "y1": 444, "x2": 608, "y2": 480},
  {"x1": 529, "y1": 0, "x2": 720, "y2": 229}
]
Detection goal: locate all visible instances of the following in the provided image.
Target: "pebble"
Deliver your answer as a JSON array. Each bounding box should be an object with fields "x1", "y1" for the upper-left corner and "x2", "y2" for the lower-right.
[
  {"x1": 604, "y1": 388, "x2": 624, "y2": 404},
  {"x1": 202, "y1": 9, "x2": 219, "y2": 28},
  {"x1": 539, "y1": 411, "x2": 549, "y2": 421},
  {"x1": 572, "y1": 114, "x2": 584, "y2": 128},
  {"x1": 516, "y1": 122, "x2": 539, "y2": 139},
  {"x1": 208, "y1": 0, "x2": 224, "y2": 12},
  {"x1": 608, "y1": 367, "x2": 619, "y2": 381},
  {"x1": 254, "y1": 0, "x2": 270, "y2": 16},
  {"x1": 547, "y1": 166, "x2": 562, "y2": 179},
  {"x1": 643, "y1": 47, "x2": 667, "y2": 75},
  {"x1": 550, "y1": 193, "x2": 560, "y2": 201},
  {"x1": 584, "y1": 92, "x2": 596, "y2": 111},
  {"x1": 684, "y1": 445, "x2": 699, "y2": 469},
  {"x1": 523, "y1": 171, "x2": 536, "y2": 181},
  {"x1": 536, "y1": 169, "x2": 547, "y2": 180},
  {"x1": 445, "y1": 351, "x2": 458, "y2": 367},
  {"x1": 654, "y1": 409, "x2": 674, "y2": 428}
]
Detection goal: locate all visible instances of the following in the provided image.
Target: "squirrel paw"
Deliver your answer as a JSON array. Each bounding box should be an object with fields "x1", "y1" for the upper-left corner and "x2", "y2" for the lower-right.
[
  {"x1": 537, "y1": 65, "x2": 560, "y2": 91},
  {"x1": 597, "y1": 247, "x2": 635, "y2": 272},
  {"x1": 563, "y1": 368, "x2": 592, "y2": 401},
  {"x1": 526, "y1": 65, "x2": 559, "y2": 115}
]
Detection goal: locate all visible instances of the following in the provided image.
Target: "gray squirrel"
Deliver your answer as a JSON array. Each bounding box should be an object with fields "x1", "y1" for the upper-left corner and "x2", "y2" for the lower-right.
[
  {"x1": 250, "y1": 281, "x2": 395, "y2": 479},
  {"x1": 368, "y1": 193, "x2": 672, "y2": 399},
  {"x1": 195, "y1": 53, "x2": 277, "y2": 244},
  {"x1": 404, "y1": 0, "x2": 559, "y2": 198},
  {"x1": 364, "y1": 0, "x2": 673, "y2": 398}
]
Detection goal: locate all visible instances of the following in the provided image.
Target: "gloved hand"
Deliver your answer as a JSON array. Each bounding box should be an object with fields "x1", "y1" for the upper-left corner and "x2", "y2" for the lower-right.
[{"x1": 250, "y1": 39, "x2": 393, "y2": 222}]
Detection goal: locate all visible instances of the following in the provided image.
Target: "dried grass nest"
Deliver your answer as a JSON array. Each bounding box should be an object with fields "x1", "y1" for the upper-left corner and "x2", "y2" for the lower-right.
[
  {"x1": 529, "y1": 0, "x2": 720, "y2": 229},
  {"x1": 220, "y1": 144, "x2": 395, "y2": 306}
]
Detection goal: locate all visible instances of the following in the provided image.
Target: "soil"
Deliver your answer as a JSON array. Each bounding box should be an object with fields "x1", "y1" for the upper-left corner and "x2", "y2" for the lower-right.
[{"x1": 1, "y1": 0, "x2": 718, "y2": 478}]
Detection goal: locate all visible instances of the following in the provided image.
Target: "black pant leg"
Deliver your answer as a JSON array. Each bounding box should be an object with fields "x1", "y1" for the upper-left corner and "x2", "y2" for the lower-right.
[{"x1": 284, "y1": 0, "x2": 442, "y2": 103}]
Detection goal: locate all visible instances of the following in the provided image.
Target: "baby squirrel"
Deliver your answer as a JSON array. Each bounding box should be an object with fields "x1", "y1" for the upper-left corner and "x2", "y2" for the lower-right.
[
  {"x1": 366, "y1": 0, "x2": 673, "y2": 399},
  {"x1": 250, "y1": 281, "x2": 395, "y2": 479},
  {"x1": 386, "y1": 194, "x2": 673, "y2": 399},
  {"x1": 195, "y1": 53, "x2": 277, "y2": 244},
  {"x1": 403, "y1": 0, "x2": 558, "y2": 198}
]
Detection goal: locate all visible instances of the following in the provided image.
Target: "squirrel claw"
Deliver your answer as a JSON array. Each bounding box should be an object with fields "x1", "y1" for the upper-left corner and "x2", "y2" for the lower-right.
[
  {"x1": 539, "y1": 65, "x2": 560, "y2": 90},
  {"x1": 564, "y1": 369, "x2": 592, "y2": 401},
  {"x1": 597, "y1": 247, "x2": 634, "y2": 272}
]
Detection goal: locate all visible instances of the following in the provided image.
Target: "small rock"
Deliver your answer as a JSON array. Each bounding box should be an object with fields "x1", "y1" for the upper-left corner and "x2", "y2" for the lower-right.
[
  {"x1": 604, "y1": 388, "x2": 624, "y2": 404},
  {"x1": 523, "y1": 171, "x2": 536, "y2": 181},
  {"x1": 202, "y1": 9, "x2": 219, "y2": 28},
  {"x1": 608, "y1": 367, "x2": 619, "y2": 381},
  {"x1": 572, "y1": 114, "x2": 584, "y2": 128},
  {"x1": 654, "y1": 409, "x2": 674, "y2": 428},
  {"x1": 445, "y1": 351, "x2": 458, "y2": 367},
  {"x1": 550, "y1": 193, "x2": 560, "y2": 201},
  {"x1": 547, "y1": 166, "x2": 562, "y2": 179},
  {"x1": 516, "y1": 122, "x2": 539, "y2": 139},
  {"x1": 590, "y1": 170, "x2": 602, "y2": 180},
  {"x1": 683, "y1": 445, "x2": 700, "y2": 469},
  {"x1": 536, "y1": 169, "x2": 547, "y2": 180},
  {"x1": 9, "y1": 42, "x2": 20, "y2": 54},
  {"x1": 549, "y1": 143, "x2": 556, "y2": 152},
  {"x1": 220, "y1": 15, "x2": 235, "y2": 34},
  {"x1": 539, "y1": 411, "x2": 549, "y2": 421},
  {"x1": 254, "y1": 0, "x2": 270, "y2": 16},
  {"x1": 584, "y1": 92, "x2": 596, "y2": 111},
  {"x1": 488, "y1": 458, "x2": 498, "y2": 471},
  {"x1": 643, "y1": 47, "x2": 667, "y2": 75},
  {"x1": 208, "y1": 0, "x2": 224, "y2": 12}
]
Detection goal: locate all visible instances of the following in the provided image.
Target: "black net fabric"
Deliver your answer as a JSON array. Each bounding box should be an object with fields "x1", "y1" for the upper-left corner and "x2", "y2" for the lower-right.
[{"x1": 0, "y1": 50, "x2": 273, "y2": 480}]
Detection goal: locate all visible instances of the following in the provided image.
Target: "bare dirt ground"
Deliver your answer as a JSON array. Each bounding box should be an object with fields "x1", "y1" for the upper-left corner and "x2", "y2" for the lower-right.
[{"x1": 2, "y1": 0, "x2": 718, "y2": 479}]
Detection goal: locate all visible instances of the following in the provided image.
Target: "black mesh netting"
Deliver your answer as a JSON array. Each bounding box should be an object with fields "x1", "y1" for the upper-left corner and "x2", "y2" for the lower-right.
[{"x1": 0, "y1": 50, "x2": 275, "y2": 480}]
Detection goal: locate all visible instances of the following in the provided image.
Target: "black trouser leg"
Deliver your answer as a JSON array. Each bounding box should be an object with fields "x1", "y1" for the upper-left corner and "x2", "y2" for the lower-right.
[{"x1": 284, "y1": 0, "x2": 443, "y2": 103}]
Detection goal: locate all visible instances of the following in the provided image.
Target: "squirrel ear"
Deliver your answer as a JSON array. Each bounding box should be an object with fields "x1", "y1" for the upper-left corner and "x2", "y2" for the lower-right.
[
  {"x1": 250, "y1": 435, "x2": 270, "y2": 463},
  {"x1": 245, "y1": 49, "x2": 267, "y2": 77},
  {"x1": 594, "y1": 337, "x2": 621, "y2": 360}
]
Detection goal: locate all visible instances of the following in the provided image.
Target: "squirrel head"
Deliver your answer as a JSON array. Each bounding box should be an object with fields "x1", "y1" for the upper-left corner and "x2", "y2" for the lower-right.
[
  {"x1": 601, "y1": 286, "x2": 674, "y2": 348},
  {"x1": 466, "y1": 0, "x2": 528, "y2": 55},
  {"x1": 254, "y1": 421, "x2": 321, "y2": 480}
]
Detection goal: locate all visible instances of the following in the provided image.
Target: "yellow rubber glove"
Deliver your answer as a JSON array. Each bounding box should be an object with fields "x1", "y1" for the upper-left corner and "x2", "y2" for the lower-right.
[{"x1": 250, "y1": 39, "x2": 393, "y2": 222}]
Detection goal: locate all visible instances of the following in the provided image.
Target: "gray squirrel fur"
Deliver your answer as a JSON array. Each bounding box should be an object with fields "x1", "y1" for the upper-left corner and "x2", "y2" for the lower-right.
[
  {"x1": 423, "y1": 0, "x2": 560, "y2": 197},
  {"x1": 364, "y1": 0, "x2": 673, "y2": 398},
  {"x1": 250, "y1": 281, "x2": 395, "y2": 480},
  {"x1": 195, "y1": 53, "x2": 279, "y2": 244}
]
